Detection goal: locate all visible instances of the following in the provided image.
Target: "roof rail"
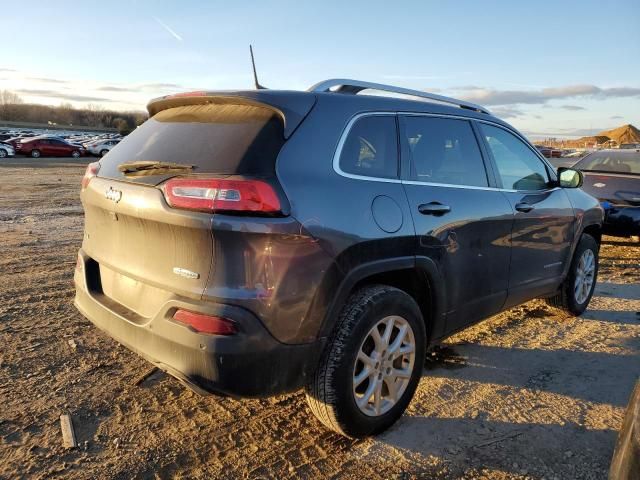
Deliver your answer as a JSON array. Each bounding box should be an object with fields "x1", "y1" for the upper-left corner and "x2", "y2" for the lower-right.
[{"x1": 308, "y1": 78, "x2": 490, "y2": 114}]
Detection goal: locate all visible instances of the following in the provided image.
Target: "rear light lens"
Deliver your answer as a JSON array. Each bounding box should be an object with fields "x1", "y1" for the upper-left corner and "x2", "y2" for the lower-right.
[
  {"x1": 81, "y1": 162, "x2": 100, "y2": 190},
  {"x1": 172, "y1": 309, "x2": 237, "y2": 335},
  {"x1": 162, "y1": 178, "x2": 281, "y2": 214}
]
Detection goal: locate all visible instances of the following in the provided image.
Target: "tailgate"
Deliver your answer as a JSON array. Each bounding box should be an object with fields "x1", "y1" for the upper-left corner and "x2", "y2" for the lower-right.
[{"x1": 81, "y1": 176, "x2": 213, "y2": 307}]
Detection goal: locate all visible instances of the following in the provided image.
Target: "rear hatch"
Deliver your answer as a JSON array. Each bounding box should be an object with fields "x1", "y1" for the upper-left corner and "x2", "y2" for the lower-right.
[{"x1": 80, "y1": 93, "x2": 315, "y2": 314}]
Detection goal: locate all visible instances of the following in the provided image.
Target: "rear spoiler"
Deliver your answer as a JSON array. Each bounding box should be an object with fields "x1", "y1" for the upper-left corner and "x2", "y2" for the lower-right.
[{"x1": 147, "y1": 90, "x2": 317, "y2": 139}]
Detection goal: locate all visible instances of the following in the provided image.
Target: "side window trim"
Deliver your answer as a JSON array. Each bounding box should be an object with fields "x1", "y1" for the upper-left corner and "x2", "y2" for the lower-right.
[
  {"x1": 332, "y1": 111, "x2": 556, "y2": 190},
  {"x1": 332, "y1": 112, "x2": 401, "y2": 183},
  {"x1": 476, "y1": 121, "x2": 558, "y2": 192}
]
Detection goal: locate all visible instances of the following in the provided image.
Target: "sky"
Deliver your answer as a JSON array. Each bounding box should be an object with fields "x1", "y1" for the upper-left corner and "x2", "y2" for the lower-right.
[{"x1": 1, "y1": 0, "x2": 639, "y2": 138}]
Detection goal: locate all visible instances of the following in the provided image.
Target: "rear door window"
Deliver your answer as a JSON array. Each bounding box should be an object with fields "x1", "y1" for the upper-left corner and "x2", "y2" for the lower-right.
[
  {"x1": 338, "y1": 115, "x2": 398, "y2": 179},
  {"x1": 400, "y1": 116, "x2": 488, "y2": 187},
  {"x1": 98, "y1": 103, "x2": 285, "y2": 182}
]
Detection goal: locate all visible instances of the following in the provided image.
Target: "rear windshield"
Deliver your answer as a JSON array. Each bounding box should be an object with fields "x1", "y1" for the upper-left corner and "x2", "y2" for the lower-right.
[
  {"x1": 575, "y1": 151, "x2": 640, "y2": 175},
  {"x1": 98, "y1": 103, "x2": 285, "y2": 181}
]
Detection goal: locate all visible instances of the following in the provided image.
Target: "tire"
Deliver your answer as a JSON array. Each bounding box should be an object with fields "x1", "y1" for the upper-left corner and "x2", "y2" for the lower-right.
[
  {"x1": 30, "y1": 149, "x2": 41, "y2": 158},
  {"x1": 0, "y1": 149, "x2": 7, "y2": 158},
  {"x1": 306, "y1": 284, "x2": 426, "y2": 438},
  {"x1": 545, "y1": 233, "x2": 599, "y2": 316},
  {"x1": 71, "y1": 151, "x2": 81, "y2": 158},
  {"x1": 100, "y1": 149, "x2": 109, "y2": 157}
]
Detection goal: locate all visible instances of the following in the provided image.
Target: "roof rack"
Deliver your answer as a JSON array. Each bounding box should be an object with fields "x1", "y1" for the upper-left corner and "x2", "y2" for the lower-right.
[{"x1": 308, "y1": 78, "x2": 490, "y2": 114}]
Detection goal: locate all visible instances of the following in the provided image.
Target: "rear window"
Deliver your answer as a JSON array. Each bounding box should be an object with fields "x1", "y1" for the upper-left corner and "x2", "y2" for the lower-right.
[
  {"x1": 99, "y1": 103, "x2": 285, "y2": 180},
  {"x1": 575, "y1": 151, "x2": 640, "y2": 175}
]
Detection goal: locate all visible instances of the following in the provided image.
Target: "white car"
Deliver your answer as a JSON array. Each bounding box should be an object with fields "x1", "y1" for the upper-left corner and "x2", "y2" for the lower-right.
[
  {"x1": 88, "y1": 139, "x2": 120, "y2": 157},
  {"x1": 0, "y1": 142, "x2": 15, "y2": 158}
]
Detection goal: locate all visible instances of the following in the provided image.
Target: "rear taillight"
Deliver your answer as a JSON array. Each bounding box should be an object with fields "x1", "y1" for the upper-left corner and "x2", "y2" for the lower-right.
[
  {"x1": 172, "y1": 309, "x2": 237, "y2": 335},
  {"x1": 81, "y1": 162, "x2": 100, "y2": 190},
  {"x1": 162, "y1": 178, "x2": 281, "y2": 214}
]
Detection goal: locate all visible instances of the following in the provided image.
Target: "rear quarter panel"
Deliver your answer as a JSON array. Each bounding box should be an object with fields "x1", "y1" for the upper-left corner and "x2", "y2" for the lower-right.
[{"x1": 275, "y1": 95, "x2": 417, "y2": 341}]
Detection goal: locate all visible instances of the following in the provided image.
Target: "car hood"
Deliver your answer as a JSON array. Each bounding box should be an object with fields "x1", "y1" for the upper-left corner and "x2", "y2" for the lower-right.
[{"x1": 582, "y1": 172, "x2": 640, "y2": 207}]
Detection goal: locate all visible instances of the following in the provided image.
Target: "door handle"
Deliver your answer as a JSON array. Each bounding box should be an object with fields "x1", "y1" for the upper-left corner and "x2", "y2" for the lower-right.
[
  {"x1": 418, "y1": 202, "x2": 451, "y2": 216},
  {"x1": 515, "y1": 202, "x2": 534, "y2": 213}
]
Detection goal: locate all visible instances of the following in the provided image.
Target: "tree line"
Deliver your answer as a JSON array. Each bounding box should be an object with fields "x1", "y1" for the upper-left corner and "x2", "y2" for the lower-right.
[{"x1": 0, "y1": 90, "x2": 147, "y2": 134}]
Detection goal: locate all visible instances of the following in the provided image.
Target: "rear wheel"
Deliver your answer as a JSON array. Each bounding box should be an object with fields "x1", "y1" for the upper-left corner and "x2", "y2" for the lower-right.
[
  {"x1": 30, "y1": 149, "x2": 41, "y2": 158},
  {"x1": 545, "y1": 234, "x2": 599, "y2": 315},
  {"x1": 100, "y1": 149, "x2": 109, "y2": 157},
  {"x1": 0, "y1": 149, "x2": 7, "y2": 158},
  {"x1": 71, "y1": 150, "x2": 81, "y2": 158},
  {"x1": 306, "y1": 285, "x2": 426, "y2": 437}
]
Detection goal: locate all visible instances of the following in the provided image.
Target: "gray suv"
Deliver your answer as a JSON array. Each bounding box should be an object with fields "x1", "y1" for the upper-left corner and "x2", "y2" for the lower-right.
[{"x1": 74, "y1": 79, "x2": 604, "y2": 437}]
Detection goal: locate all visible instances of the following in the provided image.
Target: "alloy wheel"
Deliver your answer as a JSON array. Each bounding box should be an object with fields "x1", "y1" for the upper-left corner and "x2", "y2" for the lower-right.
[
  {"x1": 574, "y1": 249, "x2": 595, "y2": 304},
  {"x1": 352, "y1": 315, "x2": 416, "y2": 416}
]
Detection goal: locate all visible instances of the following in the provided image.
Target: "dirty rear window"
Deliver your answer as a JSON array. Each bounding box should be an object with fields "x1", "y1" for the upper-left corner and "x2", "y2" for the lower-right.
[{"x1": 98, "y1": 103, "x2": 285, "y2": 180}]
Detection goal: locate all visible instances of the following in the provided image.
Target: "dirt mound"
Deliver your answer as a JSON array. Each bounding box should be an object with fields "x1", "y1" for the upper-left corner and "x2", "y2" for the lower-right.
[{"x1": 597, "y1": 124, "x2": 640, "y2": 144}]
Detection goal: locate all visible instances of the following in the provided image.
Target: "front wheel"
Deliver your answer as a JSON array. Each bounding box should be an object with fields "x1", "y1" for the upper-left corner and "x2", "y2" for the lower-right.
[
  {"x1": 99, "y1": 149, "x2": 109, "y2": 157},
  {"x1": 71, "y1": 150, "x2": 81, "y2": 158},
  {"x1": 306, "y1": 285, "x2": 426, "y2": 438},
  {"x1": 0, "y1": 149, "x2": 7, "y2": 158},
  {"x1": 545, "y1": 233, "x2": 599, "y2": 315},
  {"x1": 30, "y1": 149, "x2": 41, "y2": 158}
]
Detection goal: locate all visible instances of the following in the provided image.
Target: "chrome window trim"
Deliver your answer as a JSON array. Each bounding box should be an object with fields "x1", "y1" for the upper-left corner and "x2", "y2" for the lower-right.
[{"x1": 332, "y1": 111, "x2": 559, "y2": 194}]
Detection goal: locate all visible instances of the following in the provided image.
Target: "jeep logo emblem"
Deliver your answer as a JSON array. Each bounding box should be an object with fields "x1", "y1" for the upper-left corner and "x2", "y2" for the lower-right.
[{"x1": 105, "y1": 187, "x2": 122, "y2": 203}]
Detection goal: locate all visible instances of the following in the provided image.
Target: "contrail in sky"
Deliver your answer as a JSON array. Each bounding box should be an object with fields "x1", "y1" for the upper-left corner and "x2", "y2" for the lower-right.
[{"x1": 152, "y1": 16, "x2": 183, "y2": 41}]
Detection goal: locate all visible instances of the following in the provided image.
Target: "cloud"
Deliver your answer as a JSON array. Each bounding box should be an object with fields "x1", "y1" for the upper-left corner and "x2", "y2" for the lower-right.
[
  {"x1": 454, "y1": 85, "x2": 640, "y2": 106},
  {"x1": 139, "y1": 82, "x2": 184, "y2": 90},
  {"x1": 96, "y1": 85, "x2": 132, "y2": 92},
  {"x1": 560, "y1": 105, "x2": 585, "y2": 111},
  {"x1": 27, "y1": 77, "x2": 69, "y2": 84},
  {"x1": 97, "y1": 82, "x2": 184, "y2": 93},
  {"x1": 491, "y1": 106, "x2": 524, "y2": 119},
  {"x1": 152, "y1": 16, "x2": 183, "y2": 41},
  {"x1": 16, "y1": 89, "x2": 116, "y2": 103},
  {"x1": 610, "y1": 115, "x2": 624, "y2": 120},
  {"x1": 0, "y1": 68, "x2": 16, "y2": 72}
]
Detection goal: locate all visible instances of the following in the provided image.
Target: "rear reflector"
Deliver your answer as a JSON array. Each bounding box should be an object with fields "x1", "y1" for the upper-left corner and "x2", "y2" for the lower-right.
[
  {"x1": 81, "y1": 161, "x2": 101, "y2": 190},
  {"x1": 162, "y1": 178, "x2": 281, "y2": 214},
  {"x1": 172, "y1": 309, "x2": 237, "y2": 335}
]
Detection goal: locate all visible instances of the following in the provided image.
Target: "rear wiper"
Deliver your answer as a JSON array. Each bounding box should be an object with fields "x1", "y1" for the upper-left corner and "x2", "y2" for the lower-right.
[{"x1": 118, "y1": 161, "x2": 195, "y2": 175}]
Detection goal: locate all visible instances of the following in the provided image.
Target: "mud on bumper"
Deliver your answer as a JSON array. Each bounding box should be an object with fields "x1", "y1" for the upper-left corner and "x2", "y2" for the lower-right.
[{"x1": 74, "y1": 253, "x2": 324, "y2": 398}]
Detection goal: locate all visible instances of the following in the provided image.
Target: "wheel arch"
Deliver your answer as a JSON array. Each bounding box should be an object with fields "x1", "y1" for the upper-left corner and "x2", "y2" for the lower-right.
[
  {"x1": 318, "y1": 256, "x2": 447, "y2": 346},
  {"x1": 582, "y1": 223, "x2": 602, "y2": 247}
]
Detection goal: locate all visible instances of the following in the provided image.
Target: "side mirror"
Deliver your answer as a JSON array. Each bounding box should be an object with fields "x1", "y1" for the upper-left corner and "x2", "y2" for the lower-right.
[{"x1": 558, "y1": 167, "x2": 583, "y2": 188}]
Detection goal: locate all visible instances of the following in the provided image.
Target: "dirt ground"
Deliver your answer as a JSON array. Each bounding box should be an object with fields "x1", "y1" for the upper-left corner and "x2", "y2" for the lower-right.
[{"x1": 0, "y1": 158, "x2": 638, "y2": 480}]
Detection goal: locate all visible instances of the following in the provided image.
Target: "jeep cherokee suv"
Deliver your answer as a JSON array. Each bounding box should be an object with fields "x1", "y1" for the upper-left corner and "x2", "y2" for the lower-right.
[{"x1": 74, "y1": 79, "x2": 603, "y2": 437}]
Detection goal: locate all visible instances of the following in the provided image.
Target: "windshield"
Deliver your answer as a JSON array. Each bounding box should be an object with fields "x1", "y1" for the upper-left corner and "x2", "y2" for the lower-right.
[{"x1": 575, "y1": 151, "x2": 640, "y2": 175}]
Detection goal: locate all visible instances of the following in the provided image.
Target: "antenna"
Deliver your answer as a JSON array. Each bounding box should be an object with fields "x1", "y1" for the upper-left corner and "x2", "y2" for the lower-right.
[{"x1": 249, "y1": 45, "x2": 266, "y2": 90}]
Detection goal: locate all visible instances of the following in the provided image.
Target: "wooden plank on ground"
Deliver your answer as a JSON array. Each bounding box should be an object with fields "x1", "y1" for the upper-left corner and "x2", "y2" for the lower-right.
[{"x1": 60, "y1": 414, "x2": 77, "y2": 448}]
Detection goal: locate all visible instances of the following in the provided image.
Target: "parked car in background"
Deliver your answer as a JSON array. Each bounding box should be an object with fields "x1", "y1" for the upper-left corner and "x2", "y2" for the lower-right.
[
  {"x1": 87, "y1": 139, "x2": 120, "y2": 156},
  {"x1": 0, "y1": 142, "x2": 15, "y2": 158},
  {"x1": 575, "y1": 149, "x2": 640, "y2": 237},
  {"x1": 74, "y1": 79, "x2": 603, "y2": 438},
  {"x1": 620, "y1": 143, "x2": 640, "y2": 150},
  {"x1": 15, "y1": 137, "x2": 85, "y2": 158},
  {"x1": 535, "y1": 145, "x2": 562, "y2": 158}
]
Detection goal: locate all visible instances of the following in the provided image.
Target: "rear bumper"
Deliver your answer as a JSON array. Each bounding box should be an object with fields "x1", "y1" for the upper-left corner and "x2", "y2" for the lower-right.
[
  {"x1": 603, "y1": 205, "x2": 640, "y2": 237},
  {"x1": 74, "y1": 251, "x2": 324, "y2": 398}
]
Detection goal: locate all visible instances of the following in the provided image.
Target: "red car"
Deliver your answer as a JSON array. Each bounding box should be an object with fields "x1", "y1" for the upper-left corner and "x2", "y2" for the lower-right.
[
  {"x1": 16, "y1": 137, "x2": 85, "y2": 158},
  {"x1": 535, "y1": 145, "x2": 563, "y2": 158}
]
